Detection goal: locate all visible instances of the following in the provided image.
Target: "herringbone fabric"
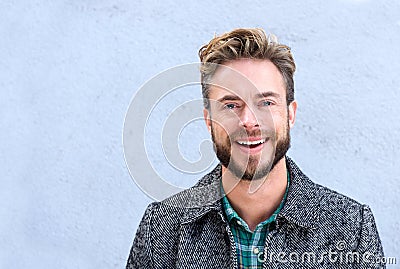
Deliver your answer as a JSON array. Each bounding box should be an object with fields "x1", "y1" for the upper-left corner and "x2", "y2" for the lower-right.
[{"x1": 126, "y1": 157, "x2": 385, "y2": 269}]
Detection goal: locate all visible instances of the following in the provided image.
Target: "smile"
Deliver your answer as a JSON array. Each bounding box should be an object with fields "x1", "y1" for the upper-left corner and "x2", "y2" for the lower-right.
[
  {"x1": 235, "y1": 138, "x2": 268, "y2": 154},
  {"x1": 236, "y1": 138, "x2": 266, "y2": 146}
]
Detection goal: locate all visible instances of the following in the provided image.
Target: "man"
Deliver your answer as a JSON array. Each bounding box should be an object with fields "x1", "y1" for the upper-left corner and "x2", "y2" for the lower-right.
[{"x1": 126, "y1": 28, "x2": 385, "y2": 268}]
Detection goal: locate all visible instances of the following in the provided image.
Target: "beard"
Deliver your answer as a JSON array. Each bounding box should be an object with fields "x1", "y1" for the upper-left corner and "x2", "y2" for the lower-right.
[{"x1": 211, "y1": 120, "x2": 291, "y2": 181}]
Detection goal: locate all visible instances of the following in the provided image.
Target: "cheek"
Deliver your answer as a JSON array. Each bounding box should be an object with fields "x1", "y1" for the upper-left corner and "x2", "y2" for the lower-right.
[
  {"x1": 212, "y1": 123, "x2": 229, "y2": 140},
  {"x1": 250, "y1": 108, "x2": 277, "y2": 128},
  {"x1": 211, "y1": 117, "x2": 238, "y2": 135},
  {"x1": 270, "y1": 110, "x2": 288, "y2": 130}
]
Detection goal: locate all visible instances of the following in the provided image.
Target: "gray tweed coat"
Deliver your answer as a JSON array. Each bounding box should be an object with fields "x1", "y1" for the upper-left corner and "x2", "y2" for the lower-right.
[{"x1": 126, "y1": 157, "x2": 385, "y2": 268}]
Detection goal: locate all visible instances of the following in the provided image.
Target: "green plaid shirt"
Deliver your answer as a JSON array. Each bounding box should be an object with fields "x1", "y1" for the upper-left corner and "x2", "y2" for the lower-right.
[{"x1": 222, "y1": 173, "x2": 289, "y2": 269}]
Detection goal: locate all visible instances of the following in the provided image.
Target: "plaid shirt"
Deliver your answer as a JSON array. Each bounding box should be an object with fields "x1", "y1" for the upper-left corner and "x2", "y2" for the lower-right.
[{"x1": 222, "y1": 173, "x2": 289, "y2": 269}]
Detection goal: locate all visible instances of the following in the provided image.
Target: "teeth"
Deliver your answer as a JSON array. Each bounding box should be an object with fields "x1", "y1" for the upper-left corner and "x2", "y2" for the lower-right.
[{"x1": 237, "y1": 139, "x2": 266, "y2": 146}]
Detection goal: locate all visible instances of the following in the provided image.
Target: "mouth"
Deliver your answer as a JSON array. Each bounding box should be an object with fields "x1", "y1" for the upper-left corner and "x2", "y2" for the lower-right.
[{"x1": 235, "y1": 138, "x2": 268, "y2": 154}]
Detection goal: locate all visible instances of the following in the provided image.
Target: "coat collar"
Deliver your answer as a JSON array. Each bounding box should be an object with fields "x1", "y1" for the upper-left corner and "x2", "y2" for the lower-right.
[
  {"x1": 278, "y1": 157, "x2": 320, "y2": 229},
  {"x1": 164, "y1": 157, "x2": 320, "y2": 228},
  {"x1": 162, "y1": 165, "x2": 224, "y2": 224}
]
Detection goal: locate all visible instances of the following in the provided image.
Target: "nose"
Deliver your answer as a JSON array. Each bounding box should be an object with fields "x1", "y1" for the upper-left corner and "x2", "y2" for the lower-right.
[{"x1": 240, "y1": 105, "x2": 259, "y2": 129}]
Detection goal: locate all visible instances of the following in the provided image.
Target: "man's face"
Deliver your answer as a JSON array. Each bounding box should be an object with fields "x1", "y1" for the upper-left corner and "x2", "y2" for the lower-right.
[{"x1": 204, "y1": 59, "x2": 297, "y2": 181}]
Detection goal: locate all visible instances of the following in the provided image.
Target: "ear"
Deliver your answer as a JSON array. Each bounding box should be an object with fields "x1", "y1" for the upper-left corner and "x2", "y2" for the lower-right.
[
  {"x1": 203, "y1": 108, "x2": 212, "y2": 133},
  {"x1": 288, "y1": 100, "x2": 297, "y2": 128}
]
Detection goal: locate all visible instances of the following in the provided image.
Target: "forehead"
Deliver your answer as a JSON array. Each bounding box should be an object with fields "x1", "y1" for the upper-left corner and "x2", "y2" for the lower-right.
[{"x1": 208, "y1": 59, "x2": 286, "y2": 100}]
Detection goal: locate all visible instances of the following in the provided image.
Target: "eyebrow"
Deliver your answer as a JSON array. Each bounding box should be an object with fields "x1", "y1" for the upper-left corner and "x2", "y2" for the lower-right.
[
  {"x1": 217, "y1": 95, "x2": 242, "y2": 103},
  {"x1": 255, "y1": 91, "x2": 282, "y2": 100},
  {"x1": 216, "y1": 91, "x2": 282, "y2": 103}
]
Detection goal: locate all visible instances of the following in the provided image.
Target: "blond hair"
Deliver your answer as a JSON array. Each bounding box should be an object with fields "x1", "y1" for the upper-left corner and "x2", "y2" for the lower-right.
[{"x1": 198, "y1": 28, "x2": 296, "y2": 108}]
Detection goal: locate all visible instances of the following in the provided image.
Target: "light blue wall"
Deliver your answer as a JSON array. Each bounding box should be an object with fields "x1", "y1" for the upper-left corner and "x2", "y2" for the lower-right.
[{"x1": 1, "y1": 0, "x2": 399, "y2": 268}]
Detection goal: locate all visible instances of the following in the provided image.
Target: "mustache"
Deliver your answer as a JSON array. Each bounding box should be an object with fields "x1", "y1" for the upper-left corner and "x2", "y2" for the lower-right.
[{"x1": 228, "y1": 129, "x2": 275, "y2": 141}]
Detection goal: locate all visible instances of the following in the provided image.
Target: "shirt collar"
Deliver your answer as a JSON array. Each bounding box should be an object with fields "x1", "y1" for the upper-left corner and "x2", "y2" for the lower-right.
[{"x1": 221, "y1": 171, "x2": 290, "y2": 229}]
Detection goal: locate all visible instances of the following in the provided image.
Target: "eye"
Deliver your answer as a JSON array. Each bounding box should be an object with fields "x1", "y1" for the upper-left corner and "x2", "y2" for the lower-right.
[
  {"x1": 224, "y1": 103, "x2": 239, "y2": 110},
  {"x1": 260, "y1": 100, "x2": 272, "y2": 106}
]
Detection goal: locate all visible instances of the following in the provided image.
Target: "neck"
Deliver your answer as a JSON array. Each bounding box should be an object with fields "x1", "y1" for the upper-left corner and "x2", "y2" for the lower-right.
[{"x1": 222, "y1": 157, "x2": 288, "y2": 231}]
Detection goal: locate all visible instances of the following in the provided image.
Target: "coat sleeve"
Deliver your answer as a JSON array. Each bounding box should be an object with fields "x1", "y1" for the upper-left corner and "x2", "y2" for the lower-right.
[
  {"x1": 354, "y1": 205, "x2": 385, "y2": 269},
  {"x1": 126, "y1": 203, "x2": 157, "y2": 269}
]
